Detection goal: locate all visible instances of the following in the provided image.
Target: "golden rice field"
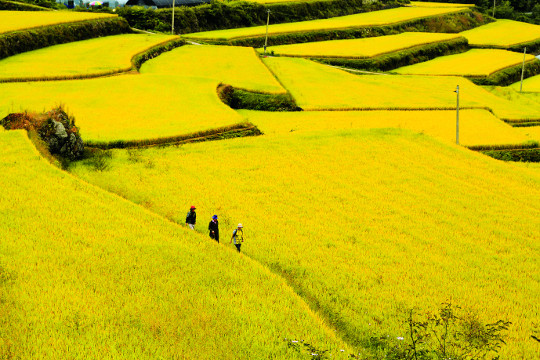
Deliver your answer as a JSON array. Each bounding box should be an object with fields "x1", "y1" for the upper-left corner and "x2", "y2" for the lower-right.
[
  {"x1": 394, "y1": 49, "x2": 537, "y2": 77},
  {"x1": 238, "y1": 109, "x2": 535, "y2": 146},
  {"x1": 140, "y1": 44, "x2": 285, "y2": 94},
  {"x1": 184, "y1": 6, "x2": 469, "y2": 40},
  {"x1": 0, "y1": 34, "x2": 178, "y2": 81},
  {"x1": 0, "y1": 10, "x2": 115, "y2": 34},
  {"x1": 70, "y1": 129, "x2": 540, "y2": 360},
  {"x1": 460, "y1": 19, "x2": 540, "y2": 48},
  {"x1": 0, "y1": 74, "x2": 243, "y2": 144},
  {"x1": 241, "y1": 0, "x2": 332, "y2": 3},
  {"x1": 259, "y1": 32, "x2": 462, "y2": 59},
  {"x1": 0, "y1": 130, "x2": 351, "y2": 359},
  {"x1": 409, "y1": 1, "x2": 475, "y2": 7},
  {"x1": 262, "y1": 57, "x2": 540, "y2": 120},
  {"x1": 511, "y1": 73, "x2": 540, "y2": 92}
]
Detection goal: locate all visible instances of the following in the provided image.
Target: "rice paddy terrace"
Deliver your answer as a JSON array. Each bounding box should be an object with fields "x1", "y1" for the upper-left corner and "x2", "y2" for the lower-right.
[{"x1": 0, "y1": 2, "x2": 539, "y2": 359}]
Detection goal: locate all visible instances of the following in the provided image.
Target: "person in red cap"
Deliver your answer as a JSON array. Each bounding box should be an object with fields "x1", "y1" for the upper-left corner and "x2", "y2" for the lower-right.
[{"x1": 186, "y1": 206, "x2": 196, "y2": 230}]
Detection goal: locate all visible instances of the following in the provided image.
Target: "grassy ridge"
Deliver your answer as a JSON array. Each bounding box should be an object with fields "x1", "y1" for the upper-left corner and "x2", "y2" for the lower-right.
[
  {"x1": 0, "y1": 0, "x2": 50, "y2": 11},
  {"x1": 69, "y1": 129, "x2": 540, "y2": 359},
  {"x1": 0, "y1": 16, "x2": 131, "y2": 61},
  {"x1": 0, "y1": 34, "x2": 182, "y2": 82},
  {"x1": 0, "y1": 130, "x2": 350, "y2": 359},
  {"x1": 313, "y1": 36, "x2": 469, "y2": 71}
]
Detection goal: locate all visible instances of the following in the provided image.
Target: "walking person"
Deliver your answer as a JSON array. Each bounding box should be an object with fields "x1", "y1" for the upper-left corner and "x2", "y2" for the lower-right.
[
  {"x1": 208, "y1": 215, "x2": 219, "y2": 243},
  {"x1": 230, "y1": 223, "x2": 244, "y2": 253},
  {"x1": 185, "y1": 206, "x2": 196, "y2": 230}
]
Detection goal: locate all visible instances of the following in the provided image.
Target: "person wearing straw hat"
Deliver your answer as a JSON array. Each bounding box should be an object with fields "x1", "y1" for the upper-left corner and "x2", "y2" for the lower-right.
[
  {"x1": 185, "y1": 205, "x2": 196, "y2": 230},
  {"x1": 208, "y1": 215, "x2": 219, "y2": 243},
  {"x1": 230, "y1": 223, "x2": 244, "y2": 252}
]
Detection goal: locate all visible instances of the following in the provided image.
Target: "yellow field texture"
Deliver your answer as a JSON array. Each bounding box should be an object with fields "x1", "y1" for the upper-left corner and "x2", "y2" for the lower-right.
[
  {"x1": 0, "y1": 34, "x2": 178, "y2": 81},
  {"x1": 70, "y1": 130, "x2": 540, "y2": 359},
  {"x1": 184, "y1": 6, "x2": 469, "y2": 40},
  {"x1": 511, "y1": 73, "x2": 540, "y2": 92},
  {"x1": 260, "y1": 32, "x2": 462, "y2": 59},
  {"x1": 238, "y1": 109, "x2": 533, "y2": 146},
  {"x1": 516, "y1": 125, "x2": 540, "y2": 141},
  {"x1": 0, "y1": 130, "x2": 351, "y2": 359},
  {"x1": 241, "y1": 0, "x2": 332, "y2": 3},
  {"x1": 140, "y1": 45, "x2": 285, "y2": 94},
  {"x1": 0, "y1": 10, "x2": 115, "y2": 34},
  {"x1": 0, "y1": 74, "x2": 243, "y2": 144},
  {"x1": 262, "y1": 57, "x2": 540, "y2": 120},
  {"x1": 460, "y1": 19, "x2": 540, "y2": 48},
  {"x1": 394, "y1": 49, "x2": 537, "y2": 77},
  {"x1": 409, "y1": 1, "x2": 475, "y2": 7}
]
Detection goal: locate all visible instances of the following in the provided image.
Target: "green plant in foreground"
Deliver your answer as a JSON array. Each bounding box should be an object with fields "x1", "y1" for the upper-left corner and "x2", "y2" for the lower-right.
[{"x1": 401, "y1": 303, "x2": 511, "y2": 360}]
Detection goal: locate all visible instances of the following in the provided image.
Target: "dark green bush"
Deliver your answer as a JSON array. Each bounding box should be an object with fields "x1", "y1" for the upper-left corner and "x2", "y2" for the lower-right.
[
  {"x1": 482, "y1": 148, "x2": 540, "y2": 162},
  {"x1": 471, "y1": 59, "x2": 540, "y2": 86},
  {"x1": 0, "y1": 17, "x2": 131, "y2": 60},
  {"x1": 218, "y1": 84, "x2": 300, "y2": 112},
  {"x1": 0, "y1": 0, "x2": 51, "y2": 11}
]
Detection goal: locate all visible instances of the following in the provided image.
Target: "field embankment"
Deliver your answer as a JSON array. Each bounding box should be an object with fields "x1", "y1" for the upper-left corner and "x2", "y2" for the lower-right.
[{"x1": 0, "y1": 12, "x2": 130, "y2": 60}]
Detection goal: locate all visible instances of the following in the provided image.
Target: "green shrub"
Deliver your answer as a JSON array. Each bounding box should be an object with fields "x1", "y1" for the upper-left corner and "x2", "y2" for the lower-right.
[
  {"x1": 482, "y1": 148, "x2": 540, "y2": 162},
  {"x1": 218, "y1": 84, "x2": 300, "y2": 111},
  {"x1": 471, "y1": 59, "x2": 540, "y2": 86}
]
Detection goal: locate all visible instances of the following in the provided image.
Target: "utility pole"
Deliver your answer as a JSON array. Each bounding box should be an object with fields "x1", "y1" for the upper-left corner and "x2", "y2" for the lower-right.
[
  {"x1": 172, "y1": 0, "x2": 176, "y2": 34},
  {"x1": 492, "y1": 0, "x2": 496, "y2": 17},
  {"x1": 264, "y1": 9, "x2": 271, "y2": 56},
  {"x1": 520, "y1": 47, "x2": 527, "y2": 93},
  {"x1": 455, "y1": 85, "x2": 460, "y2": 145}
]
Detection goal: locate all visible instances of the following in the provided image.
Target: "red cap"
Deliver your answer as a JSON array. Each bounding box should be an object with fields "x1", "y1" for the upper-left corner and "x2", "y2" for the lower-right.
[{"x1": 190, "y1": 206, "x2": 196, "y2": 209}]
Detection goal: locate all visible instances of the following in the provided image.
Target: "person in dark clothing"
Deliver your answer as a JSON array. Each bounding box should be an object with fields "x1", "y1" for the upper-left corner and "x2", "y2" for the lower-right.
[
  {"x1": 208, "y1": 215, "x2": 219, "y2": 243},
  {"x1": 186, "y1": 206, "x2": 196, "y2": 230}
]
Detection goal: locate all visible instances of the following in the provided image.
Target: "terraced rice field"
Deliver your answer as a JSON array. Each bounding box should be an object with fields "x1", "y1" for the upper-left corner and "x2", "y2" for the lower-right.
[
  {"x1": 184, "y1": 6, "x2": 469, "y2": 40},
  {"x1": 0, "y1": 74, "x2": 243, "y2": 144},
  {"x1": 0, "y1": 34, "x2": 178, "y2": 81},
  {"x1": 262, "y1": 57, "x2": 540, "y2": 120},
  {"x1": 0, "y1": 10, "x2": 115, "y2": 34},
  {"x1": 0, "y1": 130, "x2": 350, "y2": 359},
  {"x1": 70, "y1": 129, "x2": 540, "y2": 360},
  {"x1": 260, "y1": 32, "x2": 462, "y2": 58},
  {"x1": 140, "y1": 45, "x2": 285, "y2": 93},
  {"x1": 512, "y1": 73, "x2": 540, "y2": 92},
  {"x1": 460, "y1": 19, "x2": 540, "y2": 48},
  {"x1": 394, "y1": 49, "x2": 537, "y2": 77},
  {"x1": 239, "y1": 109, "x2": 534, "y2": 146}
]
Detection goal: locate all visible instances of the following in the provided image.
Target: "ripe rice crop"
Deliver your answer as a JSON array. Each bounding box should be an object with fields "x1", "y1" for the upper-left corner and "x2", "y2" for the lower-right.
[
  {"x1": 262, "y1": 57, "x2": 540, "y2": 120},
  {"x1": 238, "y1": 109, "x2": 533, "y2": 147},
  {"x1": 140, "y1": 45, "x2": 285, "y2": 94},
  {"x1": 260, "y1": 32, "x2": 462, "y2": 59},
  {"x1": 409, "y1": 1, "x2": 475, "y2": 7},
  {"x1": 394, "y1": 49, "x2": 537, "y2": 77},
  {"x1": 184, "y1": 6, "x2": 469, "y2": 40},
  {"x1": 511, "y1": 73, "x2": 540, "y2": 92},
  {"x1": 70, "y1": 129, "x2": 540, "y2": 360},
  {"x1": 240, "y1": 0, "x2": 332, "y2": 3},
  {"x1": 0, "y1": 130, "x2": 350, "y2": 359},
  {"x1": 0, "y1": 34, "x2": 178, "y2": 81},
  {"x1": 460, "y1": 19, "x2": 540, "y2": 48},
  {"x1": 0, "y1": 74, "x2": 243, "y2": 144},
  {"x1": 0, "y1": 10, "x2": 115, "y2": 34}
]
